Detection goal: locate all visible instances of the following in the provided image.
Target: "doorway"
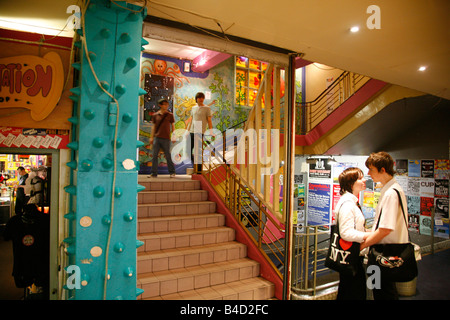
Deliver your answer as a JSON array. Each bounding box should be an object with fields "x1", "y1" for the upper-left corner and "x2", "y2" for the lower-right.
[{"x1": 0, "y1": 147, "x2": 59, "y2": 300}]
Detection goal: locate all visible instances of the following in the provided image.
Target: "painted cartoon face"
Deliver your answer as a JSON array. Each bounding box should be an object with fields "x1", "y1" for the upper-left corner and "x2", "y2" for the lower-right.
[{"x1": 154, "y1": 60, "x2": 167, "y2": 74}]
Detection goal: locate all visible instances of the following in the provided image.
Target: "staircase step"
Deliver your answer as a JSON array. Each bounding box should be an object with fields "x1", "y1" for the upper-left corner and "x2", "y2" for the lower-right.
[
  {"x1": 137, "y1": 258, "x2": 273, "y2": 299},
  {"x1": 138, "y1": 226, "x2": 235, "y2": 253},
  {"x1": 138, "y1": 213, "x2": 225, "y2": 234},
  {"x1": 139, "y1": 189, "x2": 208, "y2": 204},
  {"x1": 136, "y1": 175, "x2": 276, "y2": 300},
  {"x1": 138, "y1": 201, "x2": 216, "y2": 218},
  {"x1": 139, "y1": 179, "x2": 201, "y2": 191},
  {"x1": 137, "y1": 241, "x2": 247, "y2": 274},
  {"x1": 168, "y1": 278, "x2": 275, "y2": 300}
]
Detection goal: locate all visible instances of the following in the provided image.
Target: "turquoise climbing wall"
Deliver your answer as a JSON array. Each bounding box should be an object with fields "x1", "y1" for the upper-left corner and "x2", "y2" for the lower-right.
[{"x1": 64, "y1": 0, "x2": 147, "y2": 300}]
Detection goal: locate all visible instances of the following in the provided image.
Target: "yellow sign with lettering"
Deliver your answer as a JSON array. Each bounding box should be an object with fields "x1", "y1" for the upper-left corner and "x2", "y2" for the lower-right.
[{"x1": 0, "y1": 52, "x2": 64, "y2": 121}]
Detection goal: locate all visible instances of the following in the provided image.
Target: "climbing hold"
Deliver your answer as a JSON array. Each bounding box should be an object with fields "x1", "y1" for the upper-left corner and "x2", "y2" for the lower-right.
[
  {"x1": 80, "y1": 159, "x2": 93, "y2": 171},
  {"x1": 123, "y1": 212, "x2": 134, "y2": 222},
  {"x1": 83, "y1": 109, "x2": 95, "y2": 120},
  {"x1": 122, "y1": 113, "x2": 132, "y2": 123},
  {"x1": 93, "y1": 186, "x2": 105, "y2": 198},
  {"x1": 114, "y1": 242, "x2": 125, "y2": 253},
  {"x1": 92, "y1": 137, "x2": 104, "y2": 148}
]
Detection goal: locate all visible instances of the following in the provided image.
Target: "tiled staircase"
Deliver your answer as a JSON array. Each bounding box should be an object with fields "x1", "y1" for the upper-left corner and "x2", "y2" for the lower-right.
[{"x1": 136, "y1": 176, "x2": 275, "y2": 300}]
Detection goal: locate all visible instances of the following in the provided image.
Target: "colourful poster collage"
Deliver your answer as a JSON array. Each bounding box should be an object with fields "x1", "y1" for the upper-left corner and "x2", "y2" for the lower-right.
[
  {"x1": 393, "y1": 159, "x2": 449, "y2": 238},
  {"x1": 301, "y1": 158, "x2": 449, "y2": 240}
]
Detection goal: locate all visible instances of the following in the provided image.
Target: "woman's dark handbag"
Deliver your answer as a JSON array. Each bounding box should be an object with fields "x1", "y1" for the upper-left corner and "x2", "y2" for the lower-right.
[
  {"x1": 325, "y1": 202, "x2": 361, "y2": 276},
  {"x1": 368, "y1": 189, "x2": 418, "y2": 282}
]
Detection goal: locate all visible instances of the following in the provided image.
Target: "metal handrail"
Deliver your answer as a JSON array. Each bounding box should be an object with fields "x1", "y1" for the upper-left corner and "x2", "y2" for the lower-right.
[
  {"x1": 291, "y1": 224, "x2": 338, "y2": 298},
  {"x1": 301, "y1": 71, "x2": 371, "y2": 134}
]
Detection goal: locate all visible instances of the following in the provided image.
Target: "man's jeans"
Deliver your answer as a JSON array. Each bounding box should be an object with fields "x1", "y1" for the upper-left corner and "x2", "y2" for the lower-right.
[{"x1": 151, "y1": 137, "x2": 175, "y2": 175}]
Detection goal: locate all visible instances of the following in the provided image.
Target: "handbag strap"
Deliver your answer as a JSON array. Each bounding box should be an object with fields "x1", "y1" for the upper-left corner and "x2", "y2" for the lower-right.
[
  {"x1": 335, "y1": 199, "x2": 356, "y2": 230},
  {"x1": 374, "y1": 188, "x2": 411, "y2": 241}
]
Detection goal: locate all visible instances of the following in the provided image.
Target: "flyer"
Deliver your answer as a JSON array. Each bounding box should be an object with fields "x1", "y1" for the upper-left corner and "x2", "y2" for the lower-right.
[
  {"x1": 408, "y1": 214, "x2": 419, "y2": 232},
  {"x1": 419, "y1": 215, "x2": 432, "y2": 236},
  {"x1": 308, "y1": 159, "x2": 331, "y2": 179},
  {"x1": 395, "y1": 159, "x2": 408, "y2": 176},
  {"x1": 435, "y1": 197, "x2": 449, "y2": 220},
  {"x1": 421, "y1": 159, "x2": 435, "y2": 178},
  {"x1": 435, "y1": 159, "x2": 449, "y2": 179},
  {"x1": 420, "y1": 178, "x2": 435, "y2": 197},
  {"x1": 420, "y1": 197, "x2": 434, "y2": 216},
  {"x1": 307, "y1": 182, "x2": 331, "y2": 226},
  {"x1": 408, "y1": 160, "x2": 421, "y2": 177},
  {"x1": 407, "y1": 195, "x2": 421, "y2": 215},
  {"x1": 407, "y1": 177, "x2": 420, "y2": 197},
  {"x1": 435, "y1": 179, "x2": 449, "y2": 197}
]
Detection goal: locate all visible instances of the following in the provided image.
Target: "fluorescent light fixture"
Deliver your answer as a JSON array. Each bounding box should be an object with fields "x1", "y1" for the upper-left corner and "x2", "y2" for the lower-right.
[{"x1": 350, "y1": 26, "x2": 360, "y2": 33}]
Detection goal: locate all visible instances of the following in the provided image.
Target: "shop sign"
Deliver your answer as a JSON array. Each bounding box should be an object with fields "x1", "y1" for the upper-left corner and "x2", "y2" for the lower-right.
[
  {"x1": 0, "y1": 52, "x2": 64, "y2": 121},
  {"x1": 0, "y1": 127, "x2": 69, "y2": 149}
]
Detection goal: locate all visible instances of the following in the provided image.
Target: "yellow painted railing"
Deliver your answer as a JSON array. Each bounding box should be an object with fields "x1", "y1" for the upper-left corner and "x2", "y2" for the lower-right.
[{"x1": 195, "y1": 63, "x2": 288, "y2": 280}]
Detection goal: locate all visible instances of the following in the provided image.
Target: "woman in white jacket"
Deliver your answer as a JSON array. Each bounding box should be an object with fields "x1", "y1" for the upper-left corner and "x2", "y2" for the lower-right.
[{"x1": 335, "y1": 167, "x2": 370, "y2": 300}]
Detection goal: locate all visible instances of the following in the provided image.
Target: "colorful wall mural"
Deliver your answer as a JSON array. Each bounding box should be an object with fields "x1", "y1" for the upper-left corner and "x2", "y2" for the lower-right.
[{"x1": 138, "y1": 53, "x2": 250, "y2": 174}]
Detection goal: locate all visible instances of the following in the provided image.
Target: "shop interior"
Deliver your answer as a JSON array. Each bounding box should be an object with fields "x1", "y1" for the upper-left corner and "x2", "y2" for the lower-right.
[{"x1": 0, "y1": 153, "x2": 51, "y2": 300}]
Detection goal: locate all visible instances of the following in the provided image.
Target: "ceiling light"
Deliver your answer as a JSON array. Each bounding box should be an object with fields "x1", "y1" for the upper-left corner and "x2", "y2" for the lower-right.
[
  {"x1": 418, "y1": 66, "x2": 427, "y2": 72},
  {"x1": 350, "y1": 26, "x2": 360, "y2": 33}
]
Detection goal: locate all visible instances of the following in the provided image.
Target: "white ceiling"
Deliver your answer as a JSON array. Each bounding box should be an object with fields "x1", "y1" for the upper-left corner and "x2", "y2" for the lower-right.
[{"x1": 1, "y1": 0, "x2": 449, "y2": 100}]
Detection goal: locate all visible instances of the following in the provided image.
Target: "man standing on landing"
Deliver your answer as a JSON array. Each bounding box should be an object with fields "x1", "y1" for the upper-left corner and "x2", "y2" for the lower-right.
[{"x1": 149, "y1": 98, "x2": 176, "y2": 178}]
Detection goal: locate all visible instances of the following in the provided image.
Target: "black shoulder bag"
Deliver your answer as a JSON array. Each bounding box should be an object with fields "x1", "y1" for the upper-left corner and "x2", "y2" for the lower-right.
[
  {"x1": 367, "y1": 189, "x2": 418, "y2": 282},
  {"x1": 325, "y1": 201, "x2": 361, "y2": 277}
]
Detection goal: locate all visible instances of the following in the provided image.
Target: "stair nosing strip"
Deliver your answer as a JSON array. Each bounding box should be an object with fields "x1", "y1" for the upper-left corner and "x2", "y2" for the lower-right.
[
  {"x1": 137, "y1": 257, "x2": 258, "y2": 281},
  {"x1": 137, "y1": 225, "x2": 234, "y2": 239},
  {"x1": 138, "y1": 201, "x2": 216, "y2": 207},
  {"x1": 137, "y1": 240, "x2": 245, "y2": 258},
  {"x1": 138, "y1": 212, "x2": 224, "y2": 222}
]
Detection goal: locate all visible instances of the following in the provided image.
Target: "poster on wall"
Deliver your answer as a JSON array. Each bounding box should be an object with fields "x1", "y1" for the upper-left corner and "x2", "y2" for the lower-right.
[
  {"x1": 307, "y1": 182, "x2": 331, "y2": 226},
  {"x1": 407, "y1": 177, "x2": 420, "y2": 197},
  {"x1": 407, "y1": 195, "x2": 421, "y2": 215},
  {"x1": 143, "y1": 73, "x2": 174, "y2": 122},
  {"x1": 408, "y1": 160, "x2": 421, "y2": 177},
  {"x1": 419, "y1": 215, "x2": 432, "y2": 235},
  {"x1": 420, "y1": 178, "x2": 435, "y2": 197},
  {"x1": 332, "y1": 162, "x2": 357, "y2": 184},
  {"x1": 0, "y1": 127, "x2": 69, "y2": 149},
  {"x1": 435, "y1": 159, "x2": 449, "y2": 179},
  {"x1": 331, "y1": 184, "x2": 341, "y2": 223},
  {"x1": 395, "y1": 159, "x2": 408, "y2": 176},
  {"x1": 434, "y1": 220, "x2": 449, "y2": 239},
  {"x1": 435, "y1": 179, "x2": 449, "y2": 197},
  {"x1": 308, "y1": 158, "x2": 331, "y2": 179},
  {"x1": 421, "y1": 160, "x2": 435, "y2": 178},
  {"x1": 420, "y1": 197, "x2": 434, "y2": 216},
  {"x1": 408, "y1": 214, "x2": 420, "y2": 232},
  {"x1": 435, "y1": 198, "x2": 449, "y2": 220}
]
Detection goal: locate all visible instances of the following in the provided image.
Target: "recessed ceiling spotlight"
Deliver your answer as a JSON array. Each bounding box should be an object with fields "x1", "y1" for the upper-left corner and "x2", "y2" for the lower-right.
[
  {"x1": 418, "y1": 66, "x2": 427, "y2": 72},
  {"x1": 350, "y1": 26, "x2": 360, "y2": 33}
]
